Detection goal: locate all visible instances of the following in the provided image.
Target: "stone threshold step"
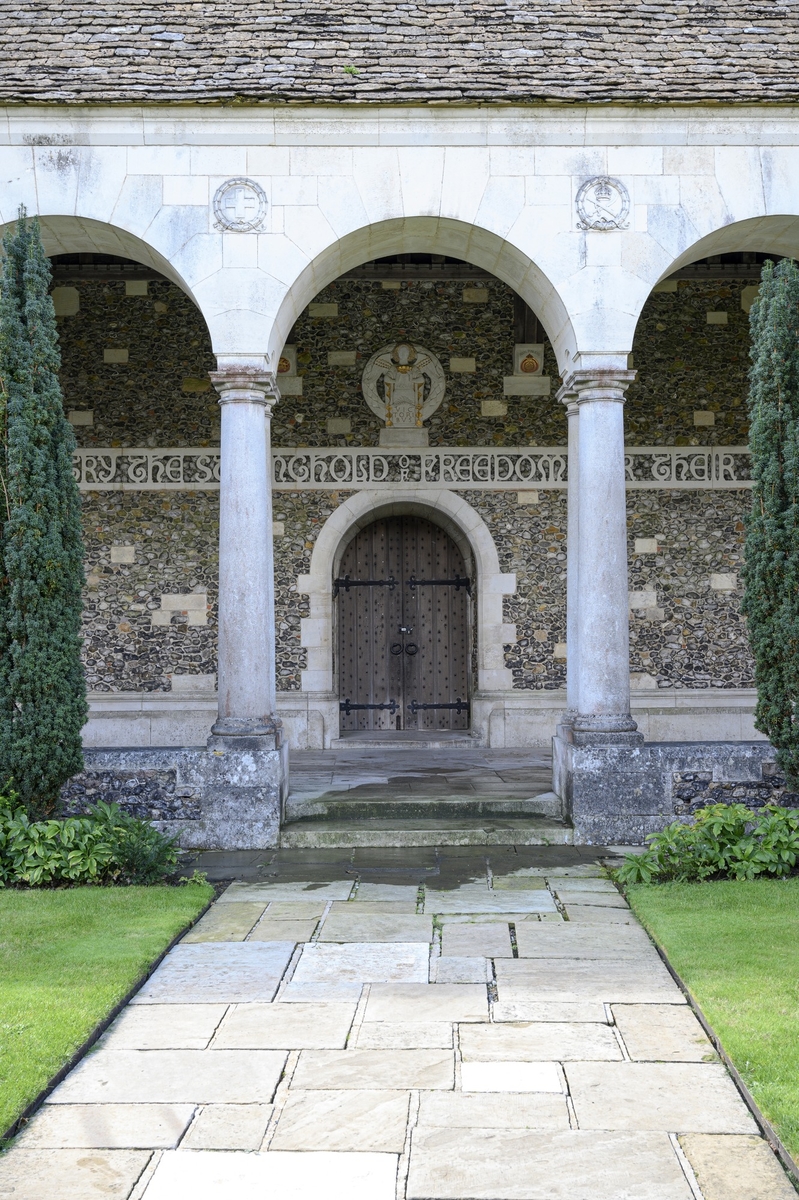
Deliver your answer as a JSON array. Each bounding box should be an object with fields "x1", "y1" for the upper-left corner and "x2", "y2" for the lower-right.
[
  {"x1": 285, "y1": 795, "x2": 562, "y2": 822},
  {"x1": 329, "y1": 734, "x2": 478, "y2": 750},
  {"x1": 279, "y1": 816, "x2": 573, "y2": 848}
]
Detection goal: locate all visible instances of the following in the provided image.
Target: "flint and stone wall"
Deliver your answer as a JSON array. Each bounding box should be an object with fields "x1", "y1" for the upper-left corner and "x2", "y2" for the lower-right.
[{"x1": 60, "y1": 271, "x2": 757, "y2": 703}]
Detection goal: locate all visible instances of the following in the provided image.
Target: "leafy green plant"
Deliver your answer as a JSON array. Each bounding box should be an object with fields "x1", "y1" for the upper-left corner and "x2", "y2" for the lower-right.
[
  {"x1": 615, "y1": 804, "x2": 799, "y2": 885},
  {"x1": 0, "y1": 793, "x2": 179, "y2": 888}
]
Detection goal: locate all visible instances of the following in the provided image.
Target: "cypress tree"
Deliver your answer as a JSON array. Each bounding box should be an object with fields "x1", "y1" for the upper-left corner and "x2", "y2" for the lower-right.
[
  {"x1": 0, "y1": 210, "x2": 87, "y2": 814},
  {"x1": 741, "y1": 257, "x2": 799, "y2": 783}
]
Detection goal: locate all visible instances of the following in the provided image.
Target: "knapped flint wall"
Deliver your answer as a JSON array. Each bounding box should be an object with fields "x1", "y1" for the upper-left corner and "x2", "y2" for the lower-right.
[{"x1": 60, "y1": 271, "x2": 758, "y2": 695}]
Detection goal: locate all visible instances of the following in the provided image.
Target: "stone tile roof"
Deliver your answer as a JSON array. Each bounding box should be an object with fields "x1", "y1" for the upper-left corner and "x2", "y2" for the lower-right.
[{"x1": 1, "y1": 1, "x2": 797, "y2": 106}]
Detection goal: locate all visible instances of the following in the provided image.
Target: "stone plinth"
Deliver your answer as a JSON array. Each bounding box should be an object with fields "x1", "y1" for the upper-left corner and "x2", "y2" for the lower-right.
[
  {"x1": 61, "y1": 742, "x2": 290, "y2": 850},
  {"x1": 553, "y1": 735, "x2": 777, "y2": 845}
]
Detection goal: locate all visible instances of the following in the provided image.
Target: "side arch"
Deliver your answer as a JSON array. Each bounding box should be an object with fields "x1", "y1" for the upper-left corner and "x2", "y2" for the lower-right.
[{"x1": 297, "y1": 489, "x2": 517, "y2": 713}]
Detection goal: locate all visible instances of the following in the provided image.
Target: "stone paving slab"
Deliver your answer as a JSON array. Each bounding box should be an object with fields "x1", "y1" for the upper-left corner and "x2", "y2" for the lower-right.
[
  {"x1": 131, "y1": 943, "x2": 296, "y2": 1004},
  {"x1": 406, "y1": 1129, "x2": 694, "y2": 1199},
  {"x1": 102, "y1": 1005, "x2": 228, "y2": 1050},
  {"x1": 318, "y1": 910, "x2": 434, "y2": 942},
  {"x1": 363, "y1": 983, "x2": 489, "y2": 1023},
  {"x1": 212, "y1": 1002, "x2": 355, "y2": 1049},
  {"x1": 182, "y1": 903, "x2": 266, "y2": 942},
  {"x1": 460, "y1": 1061, "x2": 563, "y2": 1092},
  {"x1": 427, "y1": 891, "x2": 558, "y2": 914},
  {"x1": 220, "y1": 881, "x2": 354, "y2": 902},
  {"x1": 441, "y1": 921, "x2": 513, "y2": 957},
  {"x1": 563, "y1": 905, "x2": 639, "y2": 924},
  {"x1": 271, "y1": 1089, "x2": 411, "y2": 1152},
  {"x1": 248, "y1": 917, "x2": 320, "y2": 941},
  {"x1": 554, "y1": 889, "x2": 630, "y2": 908},
  {"x1": 142, "y1": 1148, "x2": 398, "y2": 1200},
  {"x1": 495, "y1": 957, "x2": 684, "y2": 1003},
  {"x1": 613, "y1": 1004, "x2": 717, "y2": 1062},
  {"x1": 492, "y1": 1000, "x2": 609, "y2": 1023},
  {"x1": 460, "y1": 1021, "x2": 622, "y2": 1062},
  {"x1": 331, "y1": 900, "x2": 419, "y2": 913},
  {"x1": 566, "y1": 1062, "x2": 758, "y2": 1132},
  {"x1": 354, "y1": 883, "x2": 422, "y2": 902},
  {"x1": 181, "y1": 1104, "x2": 273, "y2": 1150},
  {"x1": 513, "y1": 923, "x2": 654, "y2": 959},
  {"x1": 50, "y1": 1049, "x2": 287, "y2": 1105},
  {"x1": 0, "y1": 1149, "x2": 152, "y2": 1200},
  {"x1": 679, "y1": 1134, "x2": 798, "y2": 1200},
  {"x1": 263, "y1": 900, "x2": 329, "y2": 917},
  {"x1": 279, "y1": 980, "x2": 365, "y2": 1003},
  {"x1": 490, "y1": 876, "x2": 549, "y2": 890},
  {"x1": 292, "y1": 942, "x2": 430, "y2": 985},
  {"x1": 417, "y1": 1091, "x2": 570, "y2": 1129},
  {"x1": 431, "y1": 955, "x2": 491, "y2": 983},
  {"x1": 291, "y1": 1048, "x2": 455, "y2": 1090},
  {"x1": 17, "y1": 1104, "x2": 194, "y2": 1149},
  {"x1": 356, "y1": 1021, "x2": 454, "y2": 1048}
]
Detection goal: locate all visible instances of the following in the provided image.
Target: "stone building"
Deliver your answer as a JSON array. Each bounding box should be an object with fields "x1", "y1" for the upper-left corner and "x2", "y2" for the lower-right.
[{"x1": 2, "y1": 0, "x2": 798, "y2": 845}]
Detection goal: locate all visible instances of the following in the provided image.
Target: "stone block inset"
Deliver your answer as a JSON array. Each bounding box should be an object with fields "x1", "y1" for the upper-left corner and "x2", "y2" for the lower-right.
[
  {"x1": 462, "y1": 287, "x2": 489, "y2": 303},
  {"x1": 694, "y1": 410, "x2": 715, "y2": 426},
  {"x1": 481, "y1": 400, "x2": 507, "y2": 417},
  {"x1": 634, "y1": 538, "x2": 659, "y2": 554},
  {"x1": 103, "y1": 348, "x2": 129, "y2": 363},
  {"x1": 67, "y1": 410, "x2": 94, "y2": 426},
  {"x1": 710, "y1": 573, "x2": 737, "y2": 591},
  {"x1": 125, "y1": 280, "x2": 149, "y2": 296},
  {"x1": 706, "y1": 311, "x2": 728, "y2": 325},
  {"x1": 326, "y1": 417, "x2": 351, "y2": 435},
  {"x1": 516, "y1": 491, "x2": 539, "y2": 505},
  {"x1": 629, "y1": 591, "x2": 658, "y2": 610},
  {"x1": 110, "y1": 545, "x2": 135, "y2": 563},
  {"x1": 309, "y1": 302, "x2": 338, "y2": 317},
  {"x1": 151, "y1": 592, "x2": 208, "y2": 627},
  {"x1": 449, "y1": 356, "x2": 476, "y2": 373},
  {"x1": 51, "y1": 286, "x2": 80, "y2": 316}
]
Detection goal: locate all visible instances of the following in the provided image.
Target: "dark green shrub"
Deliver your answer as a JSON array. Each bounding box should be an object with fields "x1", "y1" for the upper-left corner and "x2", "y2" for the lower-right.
[
  {"x1": 616, "y1": 803, "x2": 799, "y2": 885},
  {"x1": 0, "y1": 209, "x2": 87, "y2": 815},
  {"x1": 0, "y1": 793, "x2": 179, "y2": 887}
]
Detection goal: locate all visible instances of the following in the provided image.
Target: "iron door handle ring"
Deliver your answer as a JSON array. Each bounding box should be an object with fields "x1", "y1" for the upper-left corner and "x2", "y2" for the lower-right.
[
  {"x1": 405, "y1": 643, "x2": 419, "y2": 656},
  {"x1": 390, "y1": 643, "x2": 404, "y2": 656}
]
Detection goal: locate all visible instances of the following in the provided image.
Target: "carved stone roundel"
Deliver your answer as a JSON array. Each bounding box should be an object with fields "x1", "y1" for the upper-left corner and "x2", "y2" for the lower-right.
[
  {"x1": 361, "y1": 342, "x2": 446, "y2": 429},
  {"x1": 213, "y1": 177, "x2": 268, "y2": 232},
  {"x1": 576, "y1": 176, "x2": 630, "y2": 231}
]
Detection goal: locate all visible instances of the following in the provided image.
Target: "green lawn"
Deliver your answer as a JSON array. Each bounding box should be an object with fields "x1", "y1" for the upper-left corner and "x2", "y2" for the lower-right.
[
  {"x1": 0, "y1": 883, "x2": 213, "y2": 1138},
  {"x1": 627, "y1": 878, "x2": 799, "y2": 1160}
]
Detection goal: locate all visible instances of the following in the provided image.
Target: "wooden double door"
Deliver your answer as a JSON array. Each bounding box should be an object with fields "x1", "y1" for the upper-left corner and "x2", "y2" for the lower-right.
[{"x1": 337, "y1": 516, "x2": 471, "y2": 732}]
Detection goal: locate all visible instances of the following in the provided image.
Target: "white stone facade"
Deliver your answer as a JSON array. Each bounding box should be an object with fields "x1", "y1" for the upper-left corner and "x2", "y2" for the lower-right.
[{"x1": 2, "y1": 103, "x2": 794, "y2": 753}]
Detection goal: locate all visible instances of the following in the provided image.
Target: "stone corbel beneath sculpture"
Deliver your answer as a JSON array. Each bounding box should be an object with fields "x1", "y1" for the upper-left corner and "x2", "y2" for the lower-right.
[
  {"x1": 362, "y1": 341, "x2": 446, "y2": 446},
  {"x1": 276, "y1": 345, "x2": 302, "y2": 396},
  {"x1": 503, "y1": 344, "x2": 551, "y2": 397}
]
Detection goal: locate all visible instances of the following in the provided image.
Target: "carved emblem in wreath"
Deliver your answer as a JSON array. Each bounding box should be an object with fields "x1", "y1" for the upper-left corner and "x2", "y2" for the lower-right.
[
  {"x1": 361, "y1": 342, "x2": 446, "y2": 430},
  {"x1": 576, "y1": 176, "x2": 630, "y2": 231}
]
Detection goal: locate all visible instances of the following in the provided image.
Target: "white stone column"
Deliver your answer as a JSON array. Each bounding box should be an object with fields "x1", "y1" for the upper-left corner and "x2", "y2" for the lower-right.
[
  {"x1": 570, "y1": 368, "x2": 640, "y2": 742},
  {"x1": 210, "y1": 359, "x2": 281, "y2": 741},
  {"x1": 559, "y1": 386, "x2": 580, "y2": 720}
]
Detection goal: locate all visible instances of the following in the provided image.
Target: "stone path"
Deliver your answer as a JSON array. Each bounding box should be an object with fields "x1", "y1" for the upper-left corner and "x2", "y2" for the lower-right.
[{"x1": 2, "y1": 849, "x2": 795, "y2": 1200}]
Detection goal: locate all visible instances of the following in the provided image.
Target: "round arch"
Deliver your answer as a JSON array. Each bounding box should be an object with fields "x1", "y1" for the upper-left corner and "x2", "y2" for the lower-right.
[
  {"x1": 0, "y1": 214, "x2": 200, "y2": 306},
  {"x1": 269, "y1": 216, "x2": 576, "y2": 375},
  {"x1": 655, "y1": 215, "x2": 799, "y2": 283},
  {"x1": 298, "y1": 488, "x2": 516, "y2": 702}
]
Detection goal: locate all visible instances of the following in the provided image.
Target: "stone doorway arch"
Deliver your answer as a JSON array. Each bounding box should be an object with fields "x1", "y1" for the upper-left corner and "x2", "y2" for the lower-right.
[{"x1": 296, "y1": 489, "x2": 516, "y2": 748}]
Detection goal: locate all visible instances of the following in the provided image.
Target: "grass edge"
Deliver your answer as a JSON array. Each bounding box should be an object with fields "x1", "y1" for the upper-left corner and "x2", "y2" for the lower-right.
[{"x1": 0, "y1": 885, "x2": 216, "y2": 1150}]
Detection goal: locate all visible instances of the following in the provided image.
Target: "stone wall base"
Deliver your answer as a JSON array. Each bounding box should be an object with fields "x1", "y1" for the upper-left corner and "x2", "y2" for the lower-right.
[
  {"x1": 61, "y1": 742, "x2": 290, "y2": 850},
  {"x1": 83, "y1": 687, "x2": 766, "y2": 751},
  {"x1": 553, "y1": 735, "x2": 778, "y2": 845}
]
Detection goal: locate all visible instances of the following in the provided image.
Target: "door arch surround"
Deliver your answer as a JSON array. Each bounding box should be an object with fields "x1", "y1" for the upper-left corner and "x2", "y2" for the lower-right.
[{"x1": 297, "y1": 490, "x2": 517, "y2": 743}]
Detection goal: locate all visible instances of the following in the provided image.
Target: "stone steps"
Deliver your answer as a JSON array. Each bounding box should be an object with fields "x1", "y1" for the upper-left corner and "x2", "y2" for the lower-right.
[
  {"x1": 285, "y1": 791, "x2": 561, "y2": 822},
  {"x1": 279, "y1": 814, "x2": 573, "y2": 848}
]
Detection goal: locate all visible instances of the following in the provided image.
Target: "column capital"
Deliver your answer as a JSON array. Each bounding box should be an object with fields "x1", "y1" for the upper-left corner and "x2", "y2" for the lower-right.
[
  {"x1": 210, "y1": 364, "x2": 280, "y2": 412},
  {"x1": 562, "y1": 368, "x2": 636, "y2": 405}
]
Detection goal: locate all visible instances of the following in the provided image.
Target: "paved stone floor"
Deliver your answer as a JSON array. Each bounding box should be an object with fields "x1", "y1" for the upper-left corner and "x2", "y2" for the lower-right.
[{"x1": 2, "y1": 847, "x2": 795, "y2": 1199}]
